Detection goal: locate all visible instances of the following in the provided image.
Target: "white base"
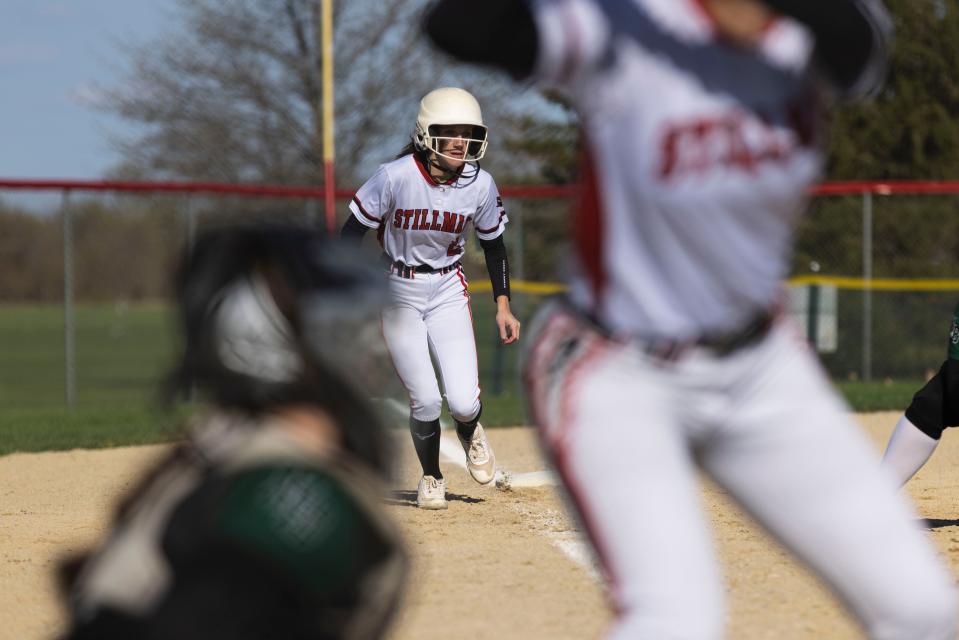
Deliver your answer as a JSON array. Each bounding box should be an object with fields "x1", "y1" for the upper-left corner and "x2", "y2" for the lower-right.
[{"x1": 493, "y1": 469, "x2": 559, "y2": 491}]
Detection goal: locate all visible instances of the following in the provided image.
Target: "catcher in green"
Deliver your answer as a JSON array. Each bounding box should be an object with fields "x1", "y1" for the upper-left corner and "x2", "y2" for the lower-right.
[
  {"x1": 58, "y1": 226, "x2": 407, "y2": 640},
  {"x1": 882, "y1": 301, "x2": 959, "y2": 487}
]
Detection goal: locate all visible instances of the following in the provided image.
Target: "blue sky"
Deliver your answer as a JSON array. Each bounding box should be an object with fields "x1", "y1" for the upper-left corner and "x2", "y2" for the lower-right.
[{"x1": 0, "y1": 0, "x2": 169, "y2": 179}]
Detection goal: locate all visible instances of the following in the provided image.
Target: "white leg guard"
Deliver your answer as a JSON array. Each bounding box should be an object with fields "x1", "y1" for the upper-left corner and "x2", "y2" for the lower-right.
[{"x1": 881, "y1": 415, "x2": 939, "y2": 488}]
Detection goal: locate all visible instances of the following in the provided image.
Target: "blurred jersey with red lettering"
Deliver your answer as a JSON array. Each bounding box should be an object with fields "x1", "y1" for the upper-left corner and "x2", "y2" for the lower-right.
[
  {"x1": 528, "y1": 0, "x2": 855, "y2": 340},
  {"x1": 349, "y1": 154, "x2": 507, "y2": 268}
]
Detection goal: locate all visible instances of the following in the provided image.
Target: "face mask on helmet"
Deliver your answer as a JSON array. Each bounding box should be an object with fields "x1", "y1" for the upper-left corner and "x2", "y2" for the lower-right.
[
  {"x1": 424, "y1": 124, "x2": 489, "y2": 164},
  {"x1": 174, "y1": 226, "x2": 392, "y2": 406},
  {"x1": 212, "y1": 272, "x2": 301, "y2": 383},
  {"x1": 413, "y1": 87, "x2": 489, "y2": 162},
  {"x1": 294, "y1": 242, "x2": 395, "y2": 394}
]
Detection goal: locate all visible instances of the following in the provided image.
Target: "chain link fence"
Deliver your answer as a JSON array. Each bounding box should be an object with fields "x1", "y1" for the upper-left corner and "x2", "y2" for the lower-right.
[{"x1": 2, "y1": 181, "x2": 958, "y2": 412}]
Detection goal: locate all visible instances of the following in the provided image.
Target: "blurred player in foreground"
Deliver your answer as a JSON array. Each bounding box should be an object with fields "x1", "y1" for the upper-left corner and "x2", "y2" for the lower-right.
[
  {"x1": 58, "y1": 226, "x2": 407, "y2": 640},
  {"x1": 342, "y1": 87, "x2": 521, "y2": 509},
  {"x1": 882, "y1": 301, "x2": 959, "y2": 487},
  {"x1": 426, "y1": 0, "x2": 958, "y2": 638}
]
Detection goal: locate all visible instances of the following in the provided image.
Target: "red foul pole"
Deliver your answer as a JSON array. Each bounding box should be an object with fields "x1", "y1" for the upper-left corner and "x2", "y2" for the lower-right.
[{"x1": 324, "y1": 159, "x2": 335, "y2": 232}]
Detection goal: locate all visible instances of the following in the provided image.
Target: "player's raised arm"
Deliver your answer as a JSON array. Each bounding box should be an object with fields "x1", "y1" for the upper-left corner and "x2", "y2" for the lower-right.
[
  {"x1": 424, "y1": 0, "x2": 538, "y2": 79},
  {"x1": 426, "y1": 0, "x2": 891, "y2": 98},
  {"x1": 760, "y1": 0, "x2": 893, "y2": 97}
]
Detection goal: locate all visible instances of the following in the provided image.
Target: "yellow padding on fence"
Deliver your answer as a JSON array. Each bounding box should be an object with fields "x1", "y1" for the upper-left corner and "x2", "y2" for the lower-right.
[
  {"x1": 471, "y1": 277, "x2": 959, "y2": 294},
  {"x1": 788, "y1": 276, "x2": 959, "y2": 291},
  {"x1": 470, "y1": 280, "x2": 568, "y2": 295}
]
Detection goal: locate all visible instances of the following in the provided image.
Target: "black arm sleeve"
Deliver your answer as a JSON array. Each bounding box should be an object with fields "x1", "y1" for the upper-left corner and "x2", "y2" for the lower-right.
[
  {"x1": 424, "y1": 0, "x2": 538, "y2": 79},
  {"x1": 943, "y1": 359, "x2": 959, "y2": 424},
  {"x1": 480, "y1": 235, "x2": 511, "y2": 301},
  {"x1": 761, "y1": 0, "x2": 891, "y2": 95},
  {"x1": 340, "y1": 215, "x2": 370, "y2": 244}
]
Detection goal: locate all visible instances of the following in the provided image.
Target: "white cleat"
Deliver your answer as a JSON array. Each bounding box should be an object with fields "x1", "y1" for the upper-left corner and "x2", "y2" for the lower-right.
[
  {"x1": 416, "y1": 475, "x2": 448, "y2": 510},
  {"x1": 457, "y1": 422, "x2": 496, "y2": 485}
]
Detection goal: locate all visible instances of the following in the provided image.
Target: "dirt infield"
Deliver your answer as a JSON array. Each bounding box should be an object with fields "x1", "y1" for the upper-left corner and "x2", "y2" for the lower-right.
[{"x1": 3, "y1": 412, "x2": 959, "y2": 639}]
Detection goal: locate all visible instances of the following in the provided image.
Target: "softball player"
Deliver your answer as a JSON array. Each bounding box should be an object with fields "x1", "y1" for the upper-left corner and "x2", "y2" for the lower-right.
[
  {"x1": 882, "y1": 301, "x2": 959, "y2": 487},
  {"x1": 341, "y1": 87, "x2": 521, "y2": 510},
  {"x1": 426, "y1": 0, "x2": 958, "y2": 638},
  {"x1": 59, "y1": 226, "x2": 407, "y2": 639}
]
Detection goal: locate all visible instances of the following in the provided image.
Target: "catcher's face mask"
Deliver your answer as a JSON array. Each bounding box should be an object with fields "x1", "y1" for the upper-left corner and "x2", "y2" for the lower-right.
[
  {"x1": 212, "y1": 272, "x2": 300, "y2": 383},
  {"x1": 217, "y1": 238, "x2": 389, "y2": 388},
  {"x1": 178, "y1": 226, "x2": 393, "y2": 402}
]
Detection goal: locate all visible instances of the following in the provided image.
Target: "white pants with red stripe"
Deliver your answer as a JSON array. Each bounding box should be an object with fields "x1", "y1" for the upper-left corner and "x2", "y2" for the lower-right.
[
  {"x1": 382, "y1": 266, "x2": 481, "y2": 423},
  {"x1": 524, "y1": 302, "x2": 957, "y2": 640}
]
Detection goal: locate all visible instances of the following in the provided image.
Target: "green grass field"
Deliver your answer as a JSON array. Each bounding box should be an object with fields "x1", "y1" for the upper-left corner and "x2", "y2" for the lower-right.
[
  {"x1": 0, "y1": 303, "x2": 919, "y2": 456},
  {"x1": 1, "y1": 303, "x2": 176, "y2": 409}
]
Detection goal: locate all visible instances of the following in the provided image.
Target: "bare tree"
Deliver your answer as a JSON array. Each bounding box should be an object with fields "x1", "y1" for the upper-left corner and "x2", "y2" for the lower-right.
[{"x1": 103, "y1": 0, "x2": 553, "y2": 186}]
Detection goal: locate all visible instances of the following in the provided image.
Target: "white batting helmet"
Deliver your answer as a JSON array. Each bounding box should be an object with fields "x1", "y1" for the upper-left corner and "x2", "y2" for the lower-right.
[{"x1": 413, "y1": 87, "x2": 488, "y2": 162}]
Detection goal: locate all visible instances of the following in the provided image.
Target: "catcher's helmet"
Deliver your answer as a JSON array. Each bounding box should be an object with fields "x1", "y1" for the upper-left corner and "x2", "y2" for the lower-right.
[
  {"x1": 413, "y1": 87, "x2": 488, "y2": 162},
  {"x1": 169, "y1": 224, "x2": 388, "y2": 412}
]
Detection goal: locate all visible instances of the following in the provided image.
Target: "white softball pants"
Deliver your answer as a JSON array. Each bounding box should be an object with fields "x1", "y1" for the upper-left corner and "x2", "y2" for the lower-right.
[
  {"x1": 381, "y1": 267, "x2": 481, "y2": 423},
  {"x1": 525, "y1": 304, "x2": 957, "y2": 640}
]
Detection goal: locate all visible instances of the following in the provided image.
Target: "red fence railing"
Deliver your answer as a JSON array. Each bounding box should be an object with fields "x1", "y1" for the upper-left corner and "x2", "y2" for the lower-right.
[{"x1": 5, "y1": 178, "x2": 959, "y2": 197}]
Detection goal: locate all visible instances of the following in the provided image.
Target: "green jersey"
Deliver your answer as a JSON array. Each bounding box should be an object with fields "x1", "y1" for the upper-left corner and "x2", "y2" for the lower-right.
[{"x1": 60, "y1": 411, "x2": 407, "y2": 640}]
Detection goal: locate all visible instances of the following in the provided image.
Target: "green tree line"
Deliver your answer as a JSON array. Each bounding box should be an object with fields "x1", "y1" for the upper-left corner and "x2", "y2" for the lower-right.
[{"x1": 4, "y1": 1, "x2": 959, "y2": 303}]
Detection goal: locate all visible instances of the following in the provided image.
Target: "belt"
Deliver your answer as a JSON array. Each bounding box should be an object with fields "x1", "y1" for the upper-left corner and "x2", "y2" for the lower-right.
[
  {"x1": 567, "y1": 298, "x2": 776, "y2": 361},
  {"x1": 385, "y1": 257, "x2": 460, "y2": 279},
  {"x1": 642, "y1": 310, "x2": 776, "y2": 360}
]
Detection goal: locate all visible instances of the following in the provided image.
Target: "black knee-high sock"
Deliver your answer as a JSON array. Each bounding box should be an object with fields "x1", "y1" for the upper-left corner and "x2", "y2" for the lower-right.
[
  {"x1": 409, "y1": 417, "x2": 442, "y2": 479},
  {"x1": 455, "y1": 404, "x2": 483, "y2": 442}
]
